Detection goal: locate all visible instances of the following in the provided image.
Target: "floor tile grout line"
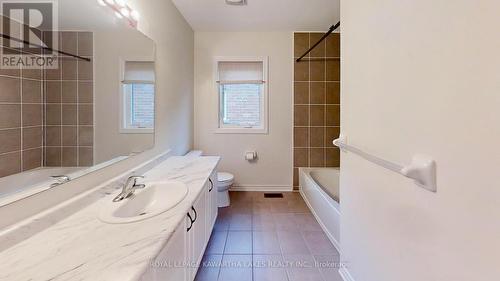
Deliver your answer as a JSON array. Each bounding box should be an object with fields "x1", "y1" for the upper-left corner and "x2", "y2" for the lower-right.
[
  {"x1": 216, "y1": 230, "x2": 228, "y2": 281},
  {"x1": 216, "y1": 192, "x2": 333, "y2": 281},
  {"x1": 296, "y1": 192, "x2": 331, "y2": 281},
  {"x1": 251, "y1": 208, "x2": 254, "y2": 281},
  {"x1": 276, "y1": 216, "x2": 292, "y2": 281}
]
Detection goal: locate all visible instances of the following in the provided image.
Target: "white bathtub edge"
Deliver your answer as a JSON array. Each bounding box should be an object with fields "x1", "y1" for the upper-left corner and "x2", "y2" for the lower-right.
[
  {"x1": 299, "y1": 188, "x2": 342, "y2": 254},
  {"x1": 299, "y1": 167, "x2": 341, "y2": 254}
]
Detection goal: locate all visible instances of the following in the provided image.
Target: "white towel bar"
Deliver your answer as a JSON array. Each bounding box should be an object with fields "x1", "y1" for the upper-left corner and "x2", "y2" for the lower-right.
[{"x1": 333, "y1": 135, "x2": 437, "y2": 192}]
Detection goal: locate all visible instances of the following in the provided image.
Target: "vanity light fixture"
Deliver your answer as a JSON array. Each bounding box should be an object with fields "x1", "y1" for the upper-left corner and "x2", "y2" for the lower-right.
[
  {"x1": 96, "y1": 0, "x2": 139, "y2": 28},
  {"x1": 115, "y1": 0, "x2": 127, "y2": 7},
  {"x1": 226, "y1": 0, "x2": 247, "y2": 5},
  {"x1": 130, "y1": 10, "x2": 140, "y2": 21},
  {"x1": 120, "y1": 7, "x2": 130, "y2": 17}
]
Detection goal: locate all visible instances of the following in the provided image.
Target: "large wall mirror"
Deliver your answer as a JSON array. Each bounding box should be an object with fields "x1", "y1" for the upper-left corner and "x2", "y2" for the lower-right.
[{"x1": 0, "y1": 0, "x2": 155, "y2": 205}]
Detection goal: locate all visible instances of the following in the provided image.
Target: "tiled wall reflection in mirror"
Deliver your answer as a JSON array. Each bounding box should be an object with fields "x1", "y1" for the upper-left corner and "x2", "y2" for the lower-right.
[{"x1": 0, "y1": 31, "x2": 94, "y2": 178}]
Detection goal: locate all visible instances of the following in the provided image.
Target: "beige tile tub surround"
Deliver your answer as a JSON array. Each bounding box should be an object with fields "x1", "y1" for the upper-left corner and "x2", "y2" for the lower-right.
[
  {"x1": 0, "y1": 49, "x2": 44, "y2": 177},
  {"x1": 0, "y1": 129, "x2": 21, "y2": 154},
  {"x1": 43, "y1": 31, "x2": 94, "y2": 167},
  {"x1": 0, "y1": 31, "x2": 94, "y2": 177},
  {"x1": 293, "y1": 32, "x2": 341, "y2": 190},
  {"x1": 0, "y1": 76, "x2": 21, "y2": 102}
]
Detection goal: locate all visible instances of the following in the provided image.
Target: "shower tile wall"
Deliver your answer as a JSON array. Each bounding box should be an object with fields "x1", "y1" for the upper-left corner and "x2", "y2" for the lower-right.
[
  {"x1": 293, "y1": 32, "x2": 340, "y2": 190},
  {"x1": 44, "y1": 31, "x2": 94, "y2": 167},
  {"x1": 0, "y1": 17, "x2": 94, "y2": 177},
  {"x1": 0, "y1": 53, "x2": 44, "y2": 177}
]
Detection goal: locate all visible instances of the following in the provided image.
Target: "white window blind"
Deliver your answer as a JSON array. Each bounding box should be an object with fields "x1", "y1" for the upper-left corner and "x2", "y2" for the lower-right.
[
  {"x1": 217, "y1": 61, "x2": 264, "y2": 84},
  {"x1": 216, "y1": 58, "x2": 268, "y2": 133},
  {"x1": 123, "y1": 61, "x2": 155, "y2": 84},
  {"x1": 121, "y1": 61, "x2": 155, "y2": 133}
]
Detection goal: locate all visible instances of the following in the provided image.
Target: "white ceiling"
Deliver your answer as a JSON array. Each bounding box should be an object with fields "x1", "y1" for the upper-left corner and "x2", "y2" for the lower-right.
[{"x1": 171, "y1": 0, "x2": 339, "y2": 32}]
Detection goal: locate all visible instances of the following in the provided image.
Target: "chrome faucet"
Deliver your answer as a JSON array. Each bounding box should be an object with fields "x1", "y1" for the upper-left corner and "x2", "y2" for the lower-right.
[
  {"x1": 51, "y1": 175, "x2": 71, "y2": 187},
  {"x1": 113, "y1": 176, "x2": 146, "y2": 202}
]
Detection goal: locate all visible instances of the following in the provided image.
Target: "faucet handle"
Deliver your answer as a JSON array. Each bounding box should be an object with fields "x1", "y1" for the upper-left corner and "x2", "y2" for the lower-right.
[
  {"x1": 126, "y1": 175, "x2": 144, "y2": 185},
  {"x1": 134, "y1": 184, "x2": 146, "y2": 189},
  {"x1": 51, "y1": 175, "x2": 70, "y2": 182},
  {"x1": 128, "y1": 175, "x2": 144, "y2": 181},
  {"x1": 50, "y1": 175, "x2": 70, "y2": 187}
]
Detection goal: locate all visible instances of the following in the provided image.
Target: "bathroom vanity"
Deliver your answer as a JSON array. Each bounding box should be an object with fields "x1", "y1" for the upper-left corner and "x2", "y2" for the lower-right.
[
  {"x1": 0, "y1": 155, "x2": 220, "y2": 281},
  {"x1": 141, "y1": 157, "x2": 219, "y2": 281}
]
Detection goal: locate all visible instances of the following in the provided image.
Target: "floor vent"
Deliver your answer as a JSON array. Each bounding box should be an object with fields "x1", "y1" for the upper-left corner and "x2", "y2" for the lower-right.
[{"x1": 264, "y1": 193, "x2": 284, "y2": 198}]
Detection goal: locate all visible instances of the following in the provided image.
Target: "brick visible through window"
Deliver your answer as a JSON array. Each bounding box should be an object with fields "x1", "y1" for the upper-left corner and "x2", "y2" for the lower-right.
[
  {"x1": 221, "y1": 84, "x2": 261, "y2": 127},
  {"x1": 216, "y1": 58, "x2": 267, "y2": 132},
  {"x1": 130, "y1": 84, "x2": 154, "y2": 128}
]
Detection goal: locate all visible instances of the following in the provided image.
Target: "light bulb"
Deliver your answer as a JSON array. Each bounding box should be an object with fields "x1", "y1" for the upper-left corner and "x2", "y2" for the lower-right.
[
  {"x1": 115, "y1": 0, "x2": 126, "y2": 7},
  {"x1": 130, "y1": 10, "x2": 140, "y2": 21},
  {"x1": 114, "y1": 11, "x2": 123, "y2": 19},
  {"x1": 97, "y1": 0, "x2": 106, "y2": 6},
  {"x1": 120, "y1": 8, "x2": 129, "y2": 17}
]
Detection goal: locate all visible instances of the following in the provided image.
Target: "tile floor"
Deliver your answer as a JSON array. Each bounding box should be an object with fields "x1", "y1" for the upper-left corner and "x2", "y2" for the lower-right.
[{"x1": 195, "y1": 191, "x2": 343, "y2": 281}]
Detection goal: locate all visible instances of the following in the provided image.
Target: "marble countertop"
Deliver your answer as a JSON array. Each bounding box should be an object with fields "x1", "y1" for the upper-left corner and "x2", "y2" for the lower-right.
[{"x1": 0, "y1": 156, "x2": 220, "y2": 281}]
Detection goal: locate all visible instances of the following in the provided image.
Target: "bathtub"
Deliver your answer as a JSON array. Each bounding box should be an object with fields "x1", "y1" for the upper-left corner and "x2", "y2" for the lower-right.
[
  {"x1": 0, "y1": 167, "x2": 84, "y2": 206},
  {"x1": 0, "y1": 156, "x2": 129, "y2": 206},
  {"x1": 299, "y1": 167, "x2": 341, "y2": 252}
]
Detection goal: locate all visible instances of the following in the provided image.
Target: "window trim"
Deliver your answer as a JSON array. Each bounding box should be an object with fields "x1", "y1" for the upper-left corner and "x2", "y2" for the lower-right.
[
  {"x1": 214, "y1": 56, "x2": 269, "y2": 134},
  {"x1": 118, "y1": 57, "x2": 155, "y2": 134}
]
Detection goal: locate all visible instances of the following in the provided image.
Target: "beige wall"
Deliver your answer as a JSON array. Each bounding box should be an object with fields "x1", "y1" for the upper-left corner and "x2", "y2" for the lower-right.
[
  {"x1": 341, "y1": 0, "x2": 500, "y2": 280},
  {"x1": 93, "y1": 29, "x2": 155, "y2": 164},
  {"x1": 132, "y1": 0, "x2": 194, "y2": 155},
  {"x1": 194, "y1": 32, "x2": 293, "y2": 189}
]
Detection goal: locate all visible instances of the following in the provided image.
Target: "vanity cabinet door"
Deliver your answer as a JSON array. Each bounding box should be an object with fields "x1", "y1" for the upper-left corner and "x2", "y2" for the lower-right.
[
  {"x1": 206, "y1": 172, "x2": 218, "y2": 235},
  {"x1": 141, "y1": 220, "x2": 187, "y2": 281},
  {"x1": 187, "y1": 188, "x2": 208, "y2": 280},
  {"x1": 186, "y1": 212, "x2": 195, "y2": 281},
  {"x1": 192, "y1": 189, "x2": 207, "y2": 264}
]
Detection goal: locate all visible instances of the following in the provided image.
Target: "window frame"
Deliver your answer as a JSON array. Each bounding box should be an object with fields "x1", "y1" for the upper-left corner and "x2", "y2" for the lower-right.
[
  {"x1": 119, "y1": 58, "x2": 155, "y2": 134},
  {"x1": 214, "y1": 56, "x2": 269, "y2": 134}
]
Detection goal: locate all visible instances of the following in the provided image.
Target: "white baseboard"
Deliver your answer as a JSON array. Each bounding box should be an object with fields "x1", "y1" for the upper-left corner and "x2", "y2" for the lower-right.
[
  {"x1": 230, "y1": 185, "x2": 292, "y2": 192},
  {"x1": 339, "y1": 267, "x2": 356, "y2": 281}
]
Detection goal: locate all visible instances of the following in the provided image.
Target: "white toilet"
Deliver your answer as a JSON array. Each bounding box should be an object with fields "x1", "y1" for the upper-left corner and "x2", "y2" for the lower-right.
[{"x1": 217, "y1": 172, "x2": 234, "y2": 207}]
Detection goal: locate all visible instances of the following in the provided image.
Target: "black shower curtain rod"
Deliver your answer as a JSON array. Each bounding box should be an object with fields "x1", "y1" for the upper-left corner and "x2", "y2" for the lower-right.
[
  {"x1": 0, "y1": 33, "x2": 91, "y2": 62},
  {"x1": 296, "y1": 21, "x2": 340, "y2": 62}
]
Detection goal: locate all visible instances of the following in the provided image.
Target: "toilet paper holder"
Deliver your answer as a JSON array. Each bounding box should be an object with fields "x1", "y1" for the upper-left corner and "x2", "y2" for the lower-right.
[{"x1": 245, "y1": 151, "x2": 257, "y2": 161}]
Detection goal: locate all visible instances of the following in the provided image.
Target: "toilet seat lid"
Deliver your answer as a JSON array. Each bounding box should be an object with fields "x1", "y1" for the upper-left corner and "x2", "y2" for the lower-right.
[{"x1": 218, "y1": 172, "x2": 234, "y2": 182}]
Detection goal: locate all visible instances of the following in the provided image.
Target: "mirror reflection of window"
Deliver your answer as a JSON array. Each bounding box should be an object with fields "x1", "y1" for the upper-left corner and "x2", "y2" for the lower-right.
[{"x1": 121, "y1": 61, "x2": 155, "y2": 133}]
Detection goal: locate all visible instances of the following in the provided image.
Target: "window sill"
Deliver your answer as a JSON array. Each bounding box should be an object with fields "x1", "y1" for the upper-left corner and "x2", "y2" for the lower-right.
[
  {"x1": 215, "y1": 127, "x2": 268, "y2": 134},
  {"x1": 120, "y1": 128, "x2": 154, "y2": 134}
]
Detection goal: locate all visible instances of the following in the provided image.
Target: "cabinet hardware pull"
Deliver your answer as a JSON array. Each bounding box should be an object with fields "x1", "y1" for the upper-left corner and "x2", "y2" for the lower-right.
[
  {"x1": 209, "y1": 178, "x2": 214, "y2": 192},
  {"x1": 192, "y1": 206, "x2": 197, "y2": 222},
  {"x1": 187, "y1": 212, "x2": 194, "y2": 232}
]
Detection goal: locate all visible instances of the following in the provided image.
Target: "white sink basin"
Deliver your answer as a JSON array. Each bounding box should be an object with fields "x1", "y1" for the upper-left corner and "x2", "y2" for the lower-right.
[{"x1": 99, "y1": 181, "x2": 188, "y2": 224}]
